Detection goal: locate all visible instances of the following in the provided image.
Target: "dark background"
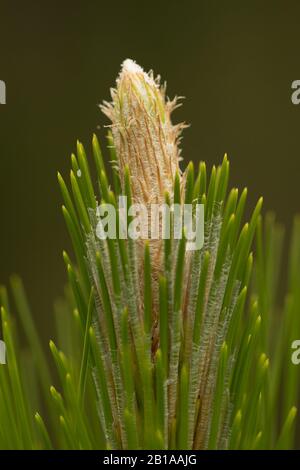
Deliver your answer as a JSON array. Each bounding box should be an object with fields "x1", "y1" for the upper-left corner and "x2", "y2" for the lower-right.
[{"x1": 0, "y1": 0, "x2": 300, "y2": 338}]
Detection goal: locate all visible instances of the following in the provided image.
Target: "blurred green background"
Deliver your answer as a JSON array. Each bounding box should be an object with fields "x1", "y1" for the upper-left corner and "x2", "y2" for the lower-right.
[{"x1": 0, "y1": 0, "x2": 300, "y2": 339}]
